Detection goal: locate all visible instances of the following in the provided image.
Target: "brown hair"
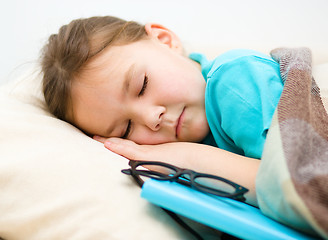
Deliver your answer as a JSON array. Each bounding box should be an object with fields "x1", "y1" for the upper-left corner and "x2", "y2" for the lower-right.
[{"x1": 41, "y1": 16, "x2": 147, "y2": 122}]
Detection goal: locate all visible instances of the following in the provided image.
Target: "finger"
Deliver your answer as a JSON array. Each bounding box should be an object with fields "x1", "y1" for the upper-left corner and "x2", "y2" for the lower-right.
[
  {"x1": 105, "y1": 137, "x2": 135, "y2": 146},
  {"x1": 104, "y1": 138, "x2": 144, "y2": 160},
  {"x1": 93, "y1": 135, "x2": 108, "y2": 143}
]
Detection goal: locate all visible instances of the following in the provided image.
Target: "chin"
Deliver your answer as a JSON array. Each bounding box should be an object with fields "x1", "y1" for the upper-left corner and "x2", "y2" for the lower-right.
[
  {"x1": 182, "y1": 130, "x2": 209, "y2": 143},
  {"x1": 188, "y1": 123, "x2": 210, "y2": 143}
]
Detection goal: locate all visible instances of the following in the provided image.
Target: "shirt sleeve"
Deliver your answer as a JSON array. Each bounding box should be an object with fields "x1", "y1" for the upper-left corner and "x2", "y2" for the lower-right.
[{"x1": 205, "y1": 56, "x2": 283, "y2": 159}]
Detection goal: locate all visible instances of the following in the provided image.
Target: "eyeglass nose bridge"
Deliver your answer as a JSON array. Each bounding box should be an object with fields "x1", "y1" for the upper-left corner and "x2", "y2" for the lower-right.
[{"x1": 171, "y1": 169, "x2": 197, "y2": 184}]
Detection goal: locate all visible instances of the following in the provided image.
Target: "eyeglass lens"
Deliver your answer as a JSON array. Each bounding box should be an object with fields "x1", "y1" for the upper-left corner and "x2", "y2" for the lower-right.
[{"x1": 134, "y1": 163, "x2": 239, "y2": 197}]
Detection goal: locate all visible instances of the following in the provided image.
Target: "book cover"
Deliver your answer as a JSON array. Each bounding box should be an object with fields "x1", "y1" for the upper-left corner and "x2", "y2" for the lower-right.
[{"x1": 141, "y1": 179, "x2": 316, "y2": 240}]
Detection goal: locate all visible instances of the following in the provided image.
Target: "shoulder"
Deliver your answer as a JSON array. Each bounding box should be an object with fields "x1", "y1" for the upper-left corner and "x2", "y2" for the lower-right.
[
  {"x1": 214, "y1": 49, "x2": 275, "y2": 63},
  {"x1": 214, "y1": 49, "x2": 276, "y2": 70},
  {"x1": 207, "y1": 49, "x2": 279, "y2": 84},
  {"x1": 205, "y1": 49, "x2": 282, "y2": 113}
]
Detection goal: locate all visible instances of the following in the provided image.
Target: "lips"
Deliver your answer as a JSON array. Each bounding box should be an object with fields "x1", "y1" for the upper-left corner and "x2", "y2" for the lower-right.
[{"x1": 175, "y1": 107, "x2": 186, "y2": 138}]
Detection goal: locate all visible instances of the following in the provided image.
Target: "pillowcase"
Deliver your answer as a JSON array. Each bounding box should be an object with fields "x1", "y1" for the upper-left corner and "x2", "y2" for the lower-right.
[{"x1": 0, "y1": 70, "x2": 219, "y2": 240}]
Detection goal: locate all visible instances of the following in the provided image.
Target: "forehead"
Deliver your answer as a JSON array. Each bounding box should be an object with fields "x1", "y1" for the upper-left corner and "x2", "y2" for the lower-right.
[
  {"x1": 74, "y1": 38, "x2": 162, "y2": 96},
  {"x1": 84, "y1": 39, "x2": 153, "y2": 73},
  {"x1": 69, "y1": 48, "x2": 126, "y2": 134}
]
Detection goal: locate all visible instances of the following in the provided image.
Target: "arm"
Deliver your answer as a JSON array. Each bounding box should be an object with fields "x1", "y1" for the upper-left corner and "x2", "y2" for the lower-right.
[{"x1": 94, "y1": 137, "x2": 260, "y2": 206}]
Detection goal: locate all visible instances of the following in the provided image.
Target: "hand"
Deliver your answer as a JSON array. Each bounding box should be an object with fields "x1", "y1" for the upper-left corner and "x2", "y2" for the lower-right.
[
  {"x1": 93, "y1": 136, "x2": 189, "y2": 166},
  {"x1": 93, "y1": 136, "x2": 152, "y2": 161},
  {"x1": 93, "y1": 136, "x2": 260, "y2": 206}
]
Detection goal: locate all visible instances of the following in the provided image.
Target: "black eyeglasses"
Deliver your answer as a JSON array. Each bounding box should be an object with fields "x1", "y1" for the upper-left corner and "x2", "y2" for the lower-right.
[
  {"x1": 122, "y1": 160, "x2": 248, "y2": 240},
  {"x1": 121, "y1": 160, "x2": 248, "y2": 202}
]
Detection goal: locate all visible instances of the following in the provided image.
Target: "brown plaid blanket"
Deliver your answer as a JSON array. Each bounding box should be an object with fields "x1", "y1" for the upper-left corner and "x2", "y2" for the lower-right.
[{"x1": 256, "y1": 48, "x2": 328, "y2": 239}]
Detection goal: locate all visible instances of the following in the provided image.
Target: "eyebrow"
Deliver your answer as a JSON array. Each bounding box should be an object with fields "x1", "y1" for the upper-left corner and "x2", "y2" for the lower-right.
[{"x1": 123, "y1": 63, "x2": 136, "y2": 94}]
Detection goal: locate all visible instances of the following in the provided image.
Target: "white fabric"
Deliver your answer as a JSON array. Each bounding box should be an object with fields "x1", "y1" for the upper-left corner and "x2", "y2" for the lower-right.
[{"x1": 0, "y1": 71, "x2": 220, "y2": 240}]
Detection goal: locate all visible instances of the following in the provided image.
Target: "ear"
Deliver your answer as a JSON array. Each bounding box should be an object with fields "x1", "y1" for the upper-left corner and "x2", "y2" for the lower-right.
[{"x1": 144, "y1": 23, "x2": 183, "y2": 54}]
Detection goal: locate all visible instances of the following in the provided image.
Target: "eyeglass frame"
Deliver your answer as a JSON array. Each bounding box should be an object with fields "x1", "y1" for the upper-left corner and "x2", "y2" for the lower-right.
[{"x1": 121, "y1": 160, "x2": 248, "y2": 202}]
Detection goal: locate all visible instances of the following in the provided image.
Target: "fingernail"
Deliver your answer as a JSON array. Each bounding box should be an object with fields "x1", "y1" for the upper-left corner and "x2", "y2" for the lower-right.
[
  {"x1": 104, "y1": 141, "x2": 112, "y2": 148},
  {"x1": 107, "y1": 138, "x2": 121, "y2": 143},
  {"x1": 93, "y1": 135, "x2": 101, "y2": 140}
]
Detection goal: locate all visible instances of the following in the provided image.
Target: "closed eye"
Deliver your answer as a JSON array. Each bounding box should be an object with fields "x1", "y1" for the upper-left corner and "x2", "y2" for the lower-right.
[
  {"x1": 138, "y1": 75, "x2": 148, "y2": 97},
  {"x1": 122, "y1": 120, "x2": 132, "y2": 139}
]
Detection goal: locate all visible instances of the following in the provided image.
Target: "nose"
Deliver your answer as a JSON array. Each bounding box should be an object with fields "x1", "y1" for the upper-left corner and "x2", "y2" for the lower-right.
[{"x1": 137, "y1": 105, "x2": 165, "y2": 131}]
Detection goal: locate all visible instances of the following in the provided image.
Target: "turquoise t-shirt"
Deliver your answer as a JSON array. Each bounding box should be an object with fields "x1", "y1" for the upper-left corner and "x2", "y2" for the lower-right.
[{"x1": 190, "y1": 49, "x2": 283, "y2": 159}]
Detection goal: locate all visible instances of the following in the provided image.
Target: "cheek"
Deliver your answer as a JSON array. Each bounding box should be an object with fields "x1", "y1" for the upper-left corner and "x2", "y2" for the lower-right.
[
  {"x1": 189, "y1": 117, "x2": 209, "y2": 142},
  {"x1": 156, "y1": 75, "x2": 205, "y2": 102},
  {"x1": 154, "y1": 82, "x2": 186, "y2": 101},
  {"x1": 151, "y1": 71, "x2": 186, "y2": 95}
]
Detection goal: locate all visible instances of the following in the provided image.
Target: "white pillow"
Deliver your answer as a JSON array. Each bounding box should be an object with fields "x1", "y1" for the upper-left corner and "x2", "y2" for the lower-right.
[{"x1": 0, "y1": 70, "x2": 219, "y2": 240}]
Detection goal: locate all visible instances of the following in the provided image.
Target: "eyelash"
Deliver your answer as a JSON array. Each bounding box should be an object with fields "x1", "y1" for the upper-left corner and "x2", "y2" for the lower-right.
[
  {"x1": 138, "y1": 75, "x2": 148, "y2": 97},
  {"x1": 122, "y1": 120, "x2": 131, "y2": 139}
]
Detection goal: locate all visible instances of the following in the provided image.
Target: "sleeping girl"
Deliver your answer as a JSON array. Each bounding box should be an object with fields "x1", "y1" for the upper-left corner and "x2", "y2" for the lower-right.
[{"x1": 41, "y1": 16, "x2": 284, "y2": 206}]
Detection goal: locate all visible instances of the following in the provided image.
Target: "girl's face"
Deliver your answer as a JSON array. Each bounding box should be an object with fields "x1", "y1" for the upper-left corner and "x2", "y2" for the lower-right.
[{"x1": 70, "y1": 25, "x2": 209, "y2": 145}]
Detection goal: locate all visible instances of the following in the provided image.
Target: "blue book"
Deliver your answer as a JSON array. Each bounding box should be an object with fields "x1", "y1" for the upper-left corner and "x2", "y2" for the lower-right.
[{"x1": 141, "y1": 179, "x2": 317, "y2": 240}]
